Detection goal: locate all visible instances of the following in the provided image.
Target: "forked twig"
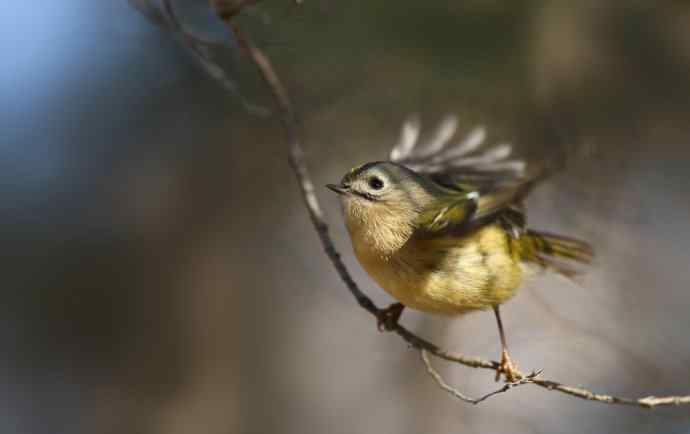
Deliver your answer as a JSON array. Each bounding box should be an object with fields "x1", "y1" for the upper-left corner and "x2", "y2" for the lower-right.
[{"x1": 421, "y1": 350, "x2": 539, "y2": 405}]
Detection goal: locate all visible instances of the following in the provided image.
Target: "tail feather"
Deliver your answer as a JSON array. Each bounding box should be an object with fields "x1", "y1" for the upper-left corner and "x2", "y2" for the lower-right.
[{"x1": 519, "y1": 230, "x2": 593, "y2": 278}]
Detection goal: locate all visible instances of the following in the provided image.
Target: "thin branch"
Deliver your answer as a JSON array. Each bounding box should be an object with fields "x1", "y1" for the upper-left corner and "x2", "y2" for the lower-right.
[
  {"x1": 211, "y1": 0, "x2": 261, "y2": 21},
  {"x1": 135, "y1": 0, "x2": 690, "y2": 409},
  {"x1": 228, "y1": 23, "x2": 380, "y2": 317},
  {"x1": 421, "y1": 350, "x2": 538, "y2": 405},
  {"x1": 531, "y1": 379, "x2": 690, "y2": 408},
  {"x1": 150, "y1": 0, "x2": 270, "y2": 115}
]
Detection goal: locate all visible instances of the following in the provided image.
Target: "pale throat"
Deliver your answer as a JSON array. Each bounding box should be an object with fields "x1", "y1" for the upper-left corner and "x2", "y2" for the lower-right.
[{"x1": 344, "y1": 201, "x2": 416, "y2": 258}]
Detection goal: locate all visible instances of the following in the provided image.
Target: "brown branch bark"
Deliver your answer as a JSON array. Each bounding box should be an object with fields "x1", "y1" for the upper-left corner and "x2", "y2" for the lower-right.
[
  {"x1": 135, "y1": 0, "x2": 690, "y2": 409},
  {"x1": 421, "y1": 350, "x2": 540, "y2": 405}
]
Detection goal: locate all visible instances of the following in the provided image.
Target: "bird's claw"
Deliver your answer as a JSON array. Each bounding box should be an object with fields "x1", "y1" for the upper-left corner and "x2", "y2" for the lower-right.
[
  {"x1": 376, "y1": 303, "x2": 404, "y2": 332},
  {"x1": 495, "y1": 349, "x2": 520, "y2": 383}
]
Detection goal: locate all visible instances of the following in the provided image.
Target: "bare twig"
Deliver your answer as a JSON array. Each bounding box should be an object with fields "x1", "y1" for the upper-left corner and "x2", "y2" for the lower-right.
[
  {"x1": 211, "y1": 0, "x2": 261, "y2": 21},
  {"x1": 133, "y1": 0, "x2": 690, "y2": 409},
  {"x1": 141, "y1": 0, "x2": 270, "y2": 115},
  {"x1": 421, "y1": 350, "x2": 539, "y2": 405},
  {"x1": 227, "y1": 20, "x2": 380, "y2": 318},
  {"x1": 531, "y1": 379, "x2": 690, "y2": 408}
]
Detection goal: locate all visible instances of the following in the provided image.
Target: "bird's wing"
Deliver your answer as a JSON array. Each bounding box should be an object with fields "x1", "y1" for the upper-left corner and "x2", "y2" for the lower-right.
[
  {"x1": 389, "y1": 115, "x2": 527, "y2": 186},
  {"x1": 390, "y1": 115, "x2": 538, "y2": 237},
  {"x1": 414, "y1": 181, "x2": 532, "y2": 237}
]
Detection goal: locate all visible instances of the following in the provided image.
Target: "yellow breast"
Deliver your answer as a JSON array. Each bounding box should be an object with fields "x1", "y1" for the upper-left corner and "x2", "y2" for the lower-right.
[{"x1": 352, "y1": 224, "x2": 524, "y2": 315}]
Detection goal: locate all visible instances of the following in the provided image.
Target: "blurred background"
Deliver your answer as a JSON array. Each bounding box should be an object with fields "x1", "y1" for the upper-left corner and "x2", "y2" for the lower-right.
[{"x1": 3, "y1": 1, "x2": 690, "y2": 433}]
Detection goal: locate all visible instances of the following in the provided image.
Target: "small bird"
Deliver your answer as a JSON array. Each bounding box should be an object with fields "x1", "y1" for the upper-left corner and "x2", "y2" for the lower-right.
[{"x1": 327, "y1": 117, "x2": 592, "y2": 381}]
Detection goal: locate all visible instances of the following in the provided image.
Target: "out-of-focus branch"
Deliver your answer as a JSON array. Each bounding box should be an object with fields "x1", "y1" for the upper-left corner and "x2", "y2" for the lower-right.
[
  {"x1": 211, "y1": 0, "x2": 260, "y2": 21},
  {"x1": 133, "y1": 0, "x2": 269, "y2": 115},
  {"x1": 133, "y1": 0, "x2": 690, "y2": 409}
]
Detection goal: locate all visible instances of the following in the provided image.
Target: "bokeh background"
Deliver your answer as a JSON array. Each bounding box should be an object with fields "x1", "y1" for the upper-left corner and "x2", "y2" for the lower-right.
[{"x1": 3, "y1": 1, "x2": 690, "y2": 433}]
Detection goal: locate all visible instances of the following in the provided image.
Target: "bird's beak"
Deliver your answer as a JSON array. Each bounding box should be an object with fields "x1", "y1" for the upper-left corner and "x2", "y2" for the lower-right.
[{"x1": 326, "y1": 184, "x2": 349, "y2": 195}]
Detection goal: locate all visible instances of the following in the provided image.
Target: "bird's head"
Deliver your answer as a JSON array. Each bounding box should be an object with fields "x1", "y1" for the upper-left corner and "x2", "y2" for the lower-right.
[{"x1": 327, "y1": 161, "x2": 435, "y2": 254}]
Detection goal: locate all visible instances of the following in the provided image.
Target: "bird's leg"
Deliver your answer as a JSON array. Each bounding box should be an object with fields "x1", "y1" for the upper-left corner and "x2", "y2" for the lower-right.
[
  {"x1": 493, "y1": 305, "x2": 520, "y2": 382},
  {"x1": 376, "y1": 303, "x2": 405, "y2": 332}
]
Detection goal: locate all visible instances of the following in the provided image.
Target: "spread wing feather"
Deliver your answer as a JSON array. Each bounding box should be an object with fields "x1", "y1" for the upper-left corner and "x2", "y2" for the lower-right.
[{"x1": 390, "y1": 115, "x2": 541, "y2": 237}]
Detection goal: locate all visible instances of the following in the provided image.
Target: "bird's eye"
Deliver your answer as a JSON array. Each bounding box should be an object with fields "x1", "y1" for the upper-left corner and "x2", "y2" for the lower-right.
[{"x1": 368, "y1": 177, "x2": 384, "y2": 190}]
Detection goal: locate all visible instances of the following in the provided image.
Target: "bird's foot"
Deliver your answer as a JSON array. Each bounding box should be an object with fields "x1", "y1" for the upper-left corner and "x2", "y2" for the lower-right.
[
  {"x1": 376, "y1": 303, "x2": 404, "y2": 332},
  {"x1": 495, "y1": 349, "x2": 521, "y2": 383}
]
